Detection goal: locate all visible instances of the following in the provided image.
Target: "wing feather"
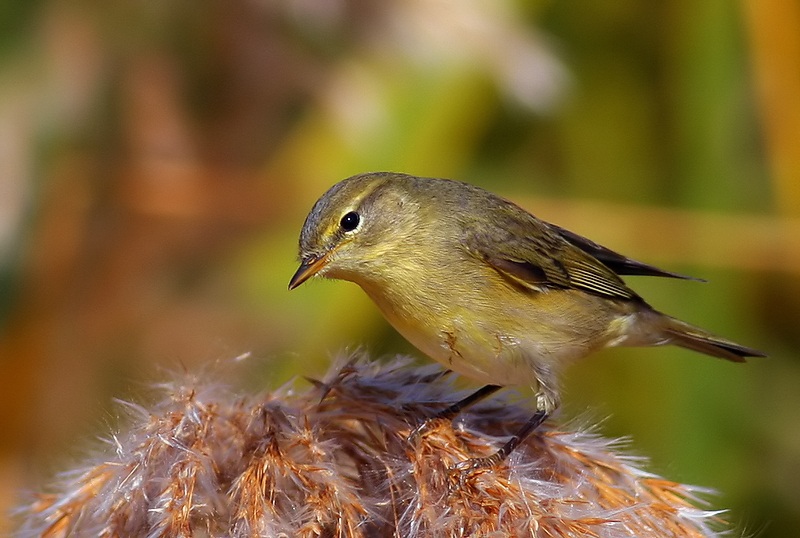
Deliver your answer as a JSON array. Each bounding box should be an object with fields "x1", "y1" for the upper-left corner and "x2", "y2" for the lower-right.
[
  {"x1": 463, "y1": 219, "x2": 638, "y2": 301},
  {"x1": 551, "y1": 224, "x2": 702, "y2": 281}
]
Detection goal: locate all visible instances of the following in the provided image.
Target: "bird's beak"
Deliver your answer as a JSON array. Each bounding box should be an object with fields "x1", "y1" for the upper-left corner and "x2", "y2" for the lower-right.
[{"x1": 288, "y1": 254, "x2": 329, "y2": 290}]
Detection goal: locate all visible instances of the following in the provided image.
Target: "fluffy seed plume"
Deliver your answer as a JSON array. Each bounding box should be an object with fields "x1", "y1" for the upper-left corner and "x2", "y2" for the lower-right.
[{"x1": 16, "y1": 355, "x2": 728, "y2": 537}]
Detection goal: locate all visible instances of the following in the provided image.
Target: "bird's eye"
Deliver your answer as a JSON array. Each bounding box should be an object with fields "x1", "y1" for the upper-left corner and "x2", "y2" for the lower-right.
[{"x1": 340, "y1": 211, "x2": 360, "y2": 232}]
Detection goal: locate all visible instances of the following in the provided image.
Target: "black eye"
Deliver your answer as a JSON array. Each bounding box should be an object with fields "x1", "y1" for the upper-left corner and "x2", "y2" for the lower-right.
[{"x1": 340, "y1": 211, "x2": 360, "y2": 231}]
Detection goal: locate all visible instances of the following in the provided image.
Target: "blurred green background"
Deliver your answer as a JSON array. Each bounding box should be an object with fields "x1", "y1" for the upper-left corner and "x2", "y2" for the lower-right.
[{"x1": 1, "y1": 0, "x2": 798, "y2": 535}]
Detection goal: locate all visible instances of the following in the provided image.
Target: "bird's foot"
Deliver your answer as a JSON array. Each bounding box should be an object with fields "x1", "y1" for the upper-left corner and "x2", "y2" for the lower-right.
[
  {"x1": 445, "y1": 453, "x2": 505, "y2": 492},
  {"x1": 447, "y1": 409, "x2": 549, "y2": 480},
  {"x1": 450, "y1": 453, "x2": 503, "y2": 473},
  {"x1": 407, "y1": 416, "x2": 449, "y2": 444}
]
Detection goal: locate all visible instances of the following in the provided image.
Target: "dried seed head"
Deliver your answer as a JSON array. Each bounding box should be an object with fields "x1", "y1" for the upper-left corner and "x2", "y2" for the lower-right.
[{"x1": 16, "y1": 354, "x2": 728, "y2": 537}]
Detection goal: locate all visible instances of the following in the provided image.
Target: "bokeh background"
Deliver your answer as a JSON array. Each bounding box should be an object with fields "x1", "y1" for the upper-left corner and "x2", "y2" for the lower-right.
[{"x1": 1, "y1": 0, "x2": 798, "y2": 535}]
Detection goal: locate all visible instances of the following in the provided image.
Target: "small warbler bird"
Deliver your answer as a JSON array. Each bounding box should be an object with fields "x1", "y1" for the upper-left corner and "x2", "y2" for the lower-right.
[{"x1": 289, "y1": 172, "x2": 764, "y2": 468}]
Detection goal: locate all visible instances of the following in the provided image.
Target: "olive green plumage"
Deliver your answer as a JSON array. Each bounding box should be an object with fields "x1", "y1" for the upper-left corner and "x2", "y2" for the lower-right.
[{"x1": 290, "y1": 172, "x2": 764, "y2": 418}]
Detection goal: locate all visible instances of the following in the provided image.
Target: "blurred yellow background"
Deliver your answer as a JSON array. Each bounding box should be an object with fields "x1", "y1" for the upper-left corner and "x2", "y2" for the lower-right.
[{"x1": 1, "y1": 1, "x2": 798, "y2": 535}]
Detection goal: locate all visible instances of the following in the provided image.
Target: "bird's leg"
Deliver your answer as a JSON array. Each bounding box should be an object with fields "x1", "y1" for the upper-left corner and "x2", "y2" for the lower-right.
[
  {"x1": 433, "y1": 384, "x2": 503, "y2": 421},
  {"x1": 451, "y1": 388, "x2": 558, "y2": 472},
  {"x1": 451, "y1": 410, "x2": 548, "y2": 471},
  {"x1": 408, "y1": 384, "x2": 501, "y2": 442}
]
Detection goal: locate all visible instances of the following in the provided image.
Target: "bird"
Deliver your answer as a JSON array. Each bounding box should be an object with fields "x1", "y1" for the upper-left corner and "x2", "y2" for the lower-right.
[{"x1": 289, "y1": 171, "x2": 765, "y2": 469}]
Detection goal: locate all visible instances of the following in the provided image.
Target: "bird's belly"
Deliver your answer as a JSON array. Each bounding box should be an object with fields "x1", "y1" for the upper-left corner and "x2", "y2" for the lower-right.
[
  {"x1": 362, "y1": 282, "x2": 619, "y2": 388},
  {"x1": 399, "y1": 323, "x2": 526, "y2": 385},
  {"x1": 377, "y1": 303, "x2": 586, "y2": 388}
]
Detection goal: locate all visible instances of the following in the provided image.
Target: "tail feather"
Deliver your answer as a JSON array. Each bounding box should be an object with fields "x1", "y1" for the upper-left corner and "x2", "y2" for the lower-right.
[{"x1": 663, "y1": 317, "x2": 765, "y2": 362}]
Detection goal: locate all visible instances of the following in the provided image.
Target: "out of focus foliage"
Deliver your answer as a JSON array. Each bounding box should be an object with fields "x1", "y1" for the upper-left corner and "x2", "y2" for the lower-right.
[{"x1": 0, "y1": 1, "x2": 797, "y2": 536}]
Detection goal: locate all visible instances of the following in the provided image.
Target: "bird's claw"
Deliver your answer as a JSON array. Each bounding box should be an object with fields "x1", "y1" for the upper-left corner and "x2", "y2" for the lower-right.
[
  {"x1": 450, "y1": 453, "x2": 502, "y2": 474},
  {"x1": 446, "y1": 455, "x2": 503, "y2": 490},
  {"x1": 407, "y1": 416, "x2": 448, "y2": 444}
]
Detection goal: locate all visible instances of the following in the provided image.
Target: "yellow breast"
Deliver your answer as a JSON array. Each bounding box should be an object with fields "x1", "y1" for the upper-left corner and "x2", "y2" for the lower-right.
[{"x1": 358, "y1": 273, "x2": 615, "y2": 390}]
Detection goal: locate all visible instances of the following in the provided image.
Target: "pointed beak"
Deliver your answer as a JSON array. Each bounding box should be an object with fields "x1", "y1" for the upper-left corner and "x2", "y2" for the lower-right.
[{"x1": 288, "y1": 254, "x2": 330, "y2": 290}]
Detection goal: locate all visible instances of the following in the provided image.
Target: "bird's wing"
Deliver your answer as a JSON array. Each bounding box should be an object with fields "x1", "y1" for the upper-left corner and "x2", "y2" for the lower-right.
[
  {"x1": 462, "y1": 220, "x2": 639, "y2": 301},
  {"x1": 550, "y1": 223, "x2": 702, "y2": 281}
]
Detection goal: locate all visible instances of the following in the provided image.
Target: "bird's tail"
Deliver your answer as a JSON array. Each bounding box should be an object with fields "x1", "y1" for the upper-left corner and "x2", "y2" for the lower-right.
[{"x1": 662, "y1": 316, "x2": 765, "y2": 362}]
